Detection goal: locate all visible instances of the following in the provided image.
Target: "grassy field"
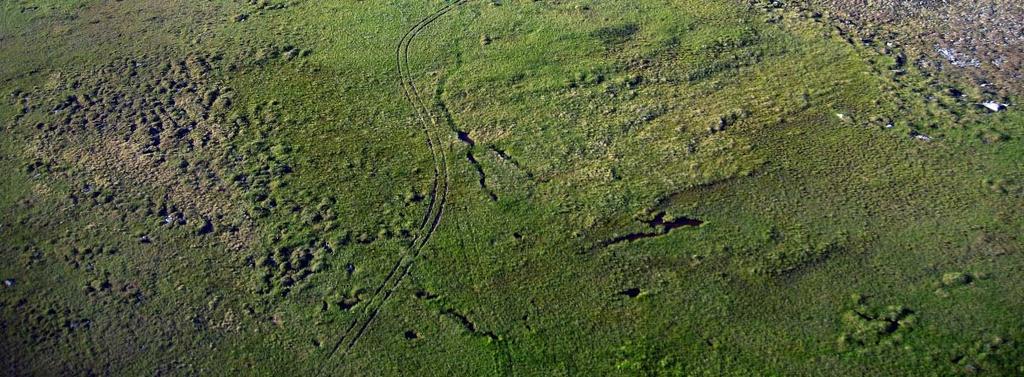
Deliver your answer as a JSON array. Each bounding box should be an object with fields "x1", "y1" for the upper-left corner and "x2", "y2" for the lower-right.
[{"x1": 1, "y1": 0, "x2": 1022, "y2": 375}]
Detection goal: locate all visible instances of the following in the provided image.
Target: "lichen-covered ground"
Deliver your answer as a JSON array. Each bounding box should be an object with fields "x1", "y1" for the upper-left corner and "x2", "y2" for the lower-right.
[{"x1": 1, "y1": 0, "x2": 1021, "y2": 375}]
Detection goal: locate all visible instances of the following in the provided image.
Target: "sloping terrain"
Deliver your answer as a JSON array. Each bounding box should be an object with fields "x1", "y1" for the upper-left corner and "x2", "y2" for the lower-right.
[
  {"x1": 780, "y1": 0, "x2": 1023, "y2": 96},
  {"x1": 1, "y1": 0, "x2": 1022, "y2": 375}
]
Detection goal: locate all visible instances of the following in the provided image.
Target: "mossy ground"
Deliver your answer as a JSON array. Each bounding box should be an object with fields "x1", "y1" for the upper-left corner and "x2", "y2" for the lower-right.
[{"x1": 1, "y1": 0, "x2": 1022, "y2": 375}]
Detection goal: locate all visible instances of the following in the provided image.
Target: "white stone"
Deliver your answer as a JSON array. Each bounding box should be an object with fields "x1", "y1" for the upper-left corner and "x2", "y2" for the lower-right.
[{"x1": 981, "y1": 102, "x2": 1006, "y2": 112}]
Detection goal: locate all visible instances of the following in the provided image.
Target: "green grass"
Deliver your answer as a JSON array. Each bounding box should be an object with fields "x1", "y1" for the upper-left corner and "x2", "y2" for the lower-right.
[{"x1": 1, "y1": 0, "x2": 1022, "y2": 375}]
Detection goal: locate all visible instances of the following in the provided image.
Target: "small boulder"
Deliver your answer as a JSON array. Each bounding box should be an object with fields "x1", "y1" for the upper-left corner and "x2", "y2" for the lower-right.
[
  {"x1": 942, "y1": 272, "x2": 971, "y2": 287},
  {"x1": 981, "y1": 102, "x2": 1007, "y2": 112}
]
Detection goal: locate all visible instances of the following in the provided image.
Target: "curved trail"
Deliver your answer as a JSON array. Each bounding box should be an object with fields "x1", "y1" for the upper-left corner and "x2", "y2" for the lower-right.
[{"x1": 323, "y1": 0, "x2": 467, "y2": 368}]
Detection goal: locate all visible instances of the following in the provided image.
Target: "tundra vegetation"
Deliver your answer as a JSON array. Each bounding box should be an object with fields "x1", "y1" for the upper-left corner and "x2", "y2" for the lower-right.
[{"x1": 1, "y1": 0, "x2": 1021, "y2": 375}]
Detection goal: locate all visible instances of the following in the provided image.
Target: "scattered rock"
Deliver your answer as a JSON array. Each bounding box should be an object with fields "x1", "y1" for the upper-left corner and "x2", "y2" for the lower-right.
[
  {"x1": 3, "y1": 279, "x2": 14, "y2": 288},
  {"x1": 936, "y1": 47, "x2": 980, "y2": 68},
  {"x1": 942, "y1": 272, "x2": 972, "y2": 287},
  {"x1": 284, "y1": 48, "x2": 299, "y2": 61},
  {"x1": 271, "y1": 313, "x2": 284, "y2": 326},
  {"x1": 783, "y1": 0, "x2": 1024, "y2": 96},
  {"x1": 910, "y1": 130, "x2": 932, "y2": 142},
  {"x1": 981, "y1": 101, "x2": 1008, "y2": 112}
]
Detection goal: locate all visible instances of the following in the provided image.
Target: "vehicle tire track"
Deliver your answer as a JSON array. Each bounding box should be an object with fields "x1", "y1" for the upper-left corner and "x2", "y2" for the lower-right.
[{"x1": 322, "y1": 0, "x2": 466, "y2": 370}]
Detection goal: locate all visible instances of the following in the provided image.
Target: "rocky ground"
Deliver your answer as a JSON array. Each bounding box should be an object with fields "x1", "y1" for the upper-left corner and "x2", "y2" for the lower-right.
[{"x1": 782, "y1": 0, "x2": 1023, "y2": 98}]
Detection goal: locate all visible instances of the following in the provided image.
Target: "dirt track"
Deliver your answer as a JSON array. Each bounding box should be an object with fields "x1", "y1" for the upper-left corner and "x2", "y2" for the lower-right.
[{"x1": 323, "y1": 0, "x2": 466, "y2": 368}]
